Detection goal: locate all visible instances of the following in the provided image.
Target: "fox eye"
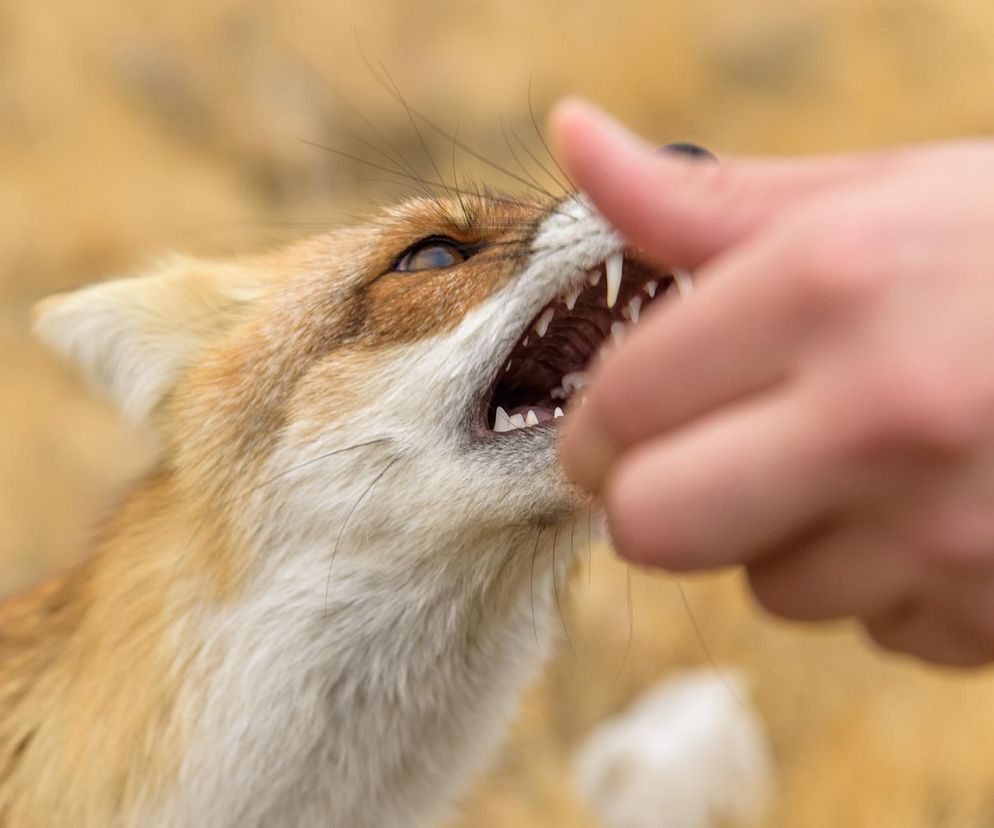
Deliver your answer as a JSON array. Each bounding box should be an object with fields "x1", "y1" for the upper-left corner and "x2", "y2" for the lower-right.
[{"x1": 393, "y1": 237, "x2": 468, "y2": 273}]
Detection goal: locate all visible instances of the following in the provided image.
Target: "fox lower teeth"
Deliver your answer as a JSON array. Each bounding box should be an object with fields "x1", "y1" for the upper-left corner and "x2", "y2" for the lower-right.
[
  {"x1": 610, "y1": 321, "x2": 626, "y2": 347},
  {"x1": 627, "y1": 295, "x2": 642, "y2": 323},
  {"x1": 562, "y1": 372, "x2": 588, "y2": 394},
  {"x1": 494, "y1": 406, "x2": 512, "y2": 432}
]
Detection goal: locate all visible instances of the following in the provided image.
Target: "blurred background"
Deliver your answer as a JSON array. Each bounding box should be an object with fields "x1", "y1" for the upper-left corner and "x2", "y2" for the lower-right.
[{"x1": 4, "y1": 0, "x2": 994, "y2": 825}]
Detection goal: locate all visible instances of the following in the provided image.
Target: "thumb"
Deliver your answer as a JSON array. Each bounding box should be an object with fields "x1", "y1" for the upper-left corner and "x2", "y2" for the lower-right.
[{"x1": 550, "y1": 97, "x2": 876, "y2": 268}]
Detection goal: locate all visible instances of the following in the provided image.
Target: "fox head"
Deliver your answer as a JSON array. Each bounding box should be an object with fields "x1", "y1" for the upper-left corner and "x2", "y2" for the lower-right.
[{"x1": 32, "y1": 191, "x2": 679, "y2": 590}]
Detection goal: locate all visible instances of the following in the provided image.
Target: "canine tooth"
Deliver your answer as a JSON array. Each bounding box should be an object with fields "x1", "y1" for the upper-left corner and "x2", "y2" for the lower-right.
[
  {"x1": 611, "y1": 321, "x2": 626, "y2": 346},
  {"x1": 628, "y1": 295, "x2": 642, "y2": 324},
  {"x1": 605, "y1": 252, "x2": 623, "y2": 308},
  {"x1": 509, "y1": 413, "x2": 526, "y2": 429},
  {"x1": 534, "y1": 307, "x2": 554, "y2": 337},
  {"x1": 525, "y1": 409, "x2": 539, "y2": 426},
  {"x1": 522, "y1": 335, "x2": 530, "y2": 347},
  {"x1": 674, "y1": 267, "x2": 694, "y2": 297},
  {"x1": 644, "y1": 279, "x2": 658, "y2": 298},
  {"x1": 588, "y1": 269, "x2": 601, "y2": 287},
  {"x1": 554, "y1": 406, "x2": 564, "y2": 418},
  {"x1": 494, "y1": 406, "x2": 512, "y2": 432},
  {"x1": 565, "y1": 287, "x2": 581, "y2": 310}
]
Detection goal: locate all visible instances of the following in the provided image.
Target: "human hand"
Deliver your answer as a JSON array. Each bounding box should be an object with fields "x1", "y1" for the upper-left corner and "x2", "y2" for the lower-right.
[{"x1": 552, "y1": 98, "x2": 994, "y2": 667}]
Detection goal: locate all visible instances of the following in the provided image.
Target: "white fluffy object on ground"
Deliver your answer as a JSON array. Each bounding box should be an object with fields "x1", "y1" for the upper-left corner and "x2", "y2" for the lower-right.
[{"x1": 573, "y1": 670, "x2": 775, "y2": 828}]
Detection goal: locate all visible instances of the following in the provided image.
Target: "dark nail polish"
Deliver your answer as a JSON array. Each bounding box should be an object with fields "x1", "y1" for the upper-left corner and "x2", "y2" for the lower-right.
[{"x1": 659, "y1": 142, "x2": 717, "y2": 162}]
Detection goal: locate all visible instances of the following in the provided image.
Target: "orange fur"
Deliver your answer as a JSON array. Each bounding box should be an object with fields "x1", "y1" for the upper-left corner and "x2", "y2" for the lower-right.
[{"x1": 0, "y1": 472, "x2": 209, "y2": 824}]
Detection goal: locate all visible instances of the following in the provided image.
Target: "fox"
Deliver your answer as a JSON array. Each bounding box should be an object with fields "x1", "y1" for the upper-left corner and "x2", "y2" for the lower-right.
[{"x1": 0, "y1": 185, "x2": 684, "y2": 826}]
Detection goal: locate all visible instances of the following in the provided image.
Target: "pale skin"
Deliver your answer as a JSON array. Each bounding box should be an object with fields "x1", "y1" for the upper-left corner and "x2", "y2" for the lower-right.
[{"x1": 551, "y1": 97, "x2": 994, "y2": 668}]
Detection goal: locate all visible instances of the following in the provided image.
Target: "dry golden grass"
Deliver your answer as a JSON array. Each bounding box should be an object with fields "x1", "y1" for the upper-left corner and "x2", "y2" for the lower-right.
[{"x1": 5, "y1": 1, "x2": 994, "y2": 825}]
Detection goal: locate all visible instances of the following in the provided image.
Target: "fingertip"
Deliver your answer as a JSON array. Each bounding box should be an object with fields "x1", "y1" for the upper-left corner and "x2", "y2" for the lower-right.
[
  {"x1": 602, "y1": 456, "x2": 675, "y2": 569},
  {"x1": 549, "y1": 97, "x2": 651, "y2": 176},
  {"x1": 549, "y1": 97, "x2": 598, "y2": 163},
  {"x1": 549, "y1": 97, "x2": 616, "y2": 140},
  {"x1": 548, "y1": 96, "x2": 598, "y2": 132},
  {"x1": 604, "y1": 447, "x2": 728, "y2": 573},
  {"x1": 559, "y1": 403, "x2": 617, "y2": 494}
]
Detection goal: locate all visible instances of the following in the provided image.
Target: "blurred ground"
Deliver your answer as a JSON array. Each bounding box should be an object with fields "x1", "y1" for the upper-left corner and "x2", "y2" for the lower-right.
[{"x1": 4, "y1": 0, "x2": 994, "y2": 825}]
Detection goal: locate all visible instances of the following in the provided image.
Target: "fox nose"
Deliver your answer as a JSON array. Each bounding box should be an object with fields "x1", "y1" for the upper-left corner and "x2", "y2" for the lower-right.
[{"x1": 659, "y1": 142, "x2": 717, "y2": 162}]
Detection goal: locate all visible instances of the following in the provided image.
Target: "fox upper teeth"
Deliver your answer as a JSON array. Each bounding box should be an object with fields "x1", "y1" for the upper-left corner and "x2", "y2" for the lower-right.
[
  {"x1": 534, "y1": 307, "x2": 554, "y2": 337},
  {"x1": 605, "y1": 252, "x2": 623, "y2": 308},
  {"x1": 610, "y1": 321, "x2": 626, "y2": 347},
  {"x1": 674, "y1": 267, "x2": 694, "y2": 297}
]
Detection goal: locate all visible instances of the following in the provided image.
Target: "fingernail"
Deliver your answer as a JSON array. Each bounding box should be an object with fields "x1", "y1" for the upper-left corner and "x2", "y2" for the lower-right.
[{"x1": 659, "y1": 142, "x2": 717, "y2": 162}]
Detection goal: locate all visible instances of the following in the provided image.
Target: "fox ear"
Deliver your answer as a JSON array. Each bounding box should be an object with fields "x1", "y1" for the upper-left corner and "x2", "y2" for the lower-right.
[{"x1": 32, "y1": 256, "x2": 261, "y2": 426}]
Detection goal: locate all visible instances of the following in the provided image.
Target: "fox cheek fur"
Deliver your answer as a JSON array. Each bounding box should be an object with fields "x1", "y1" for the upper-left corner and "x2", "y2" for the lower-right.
[{"x1": 2, "y1": 191, "x2": 673, "y2": 827}]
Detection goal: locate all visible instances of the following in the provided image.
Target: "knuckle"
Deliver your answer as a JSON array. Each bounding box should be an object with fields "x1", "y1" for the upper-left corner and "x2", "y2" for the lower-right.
[
  {"x1": 747, "y1": 565, "x2": 809, "y2": 621},
  {"x1": 863, "y1": 619, "x2": 899, "y2": 653},
  {"x1": 963, "y1": 610, "x2": 994, "y2": 652},
  {"x1": 788, "y1": 220, "x2": 889, "y2": 314},
  {"x1": 907, "y1": 507, "x2": 994, "y2": 571},
  {"x1": 862, "y1": 603, "x2": 917, "y2": 655}
]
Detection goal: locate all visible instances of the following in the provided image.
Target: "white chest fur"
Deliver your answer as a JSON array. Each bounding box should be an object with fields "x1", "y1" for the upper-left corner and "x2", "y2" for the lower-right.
[{"x1": 151, "y1": 520, "x2": 572, "y2": 828}]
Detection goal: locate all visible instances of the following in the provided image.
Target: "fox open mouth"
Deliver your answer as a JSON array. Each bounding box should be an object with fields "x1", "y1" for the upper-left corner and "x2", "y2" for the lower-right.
[{"x1": 482, "y1": 253, "x2": 691, "y2": 434}]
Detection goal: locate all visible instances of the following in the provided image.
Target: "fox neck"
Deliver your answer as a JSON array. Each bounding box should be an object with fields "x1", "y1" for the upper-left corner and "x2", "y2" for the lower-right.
[
  {"x1": 174, "y1": 517, "x2": 570, "y2": 828},
  {"x1": 1, "y1": 461, "x2": 575, "y2": 828}
]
